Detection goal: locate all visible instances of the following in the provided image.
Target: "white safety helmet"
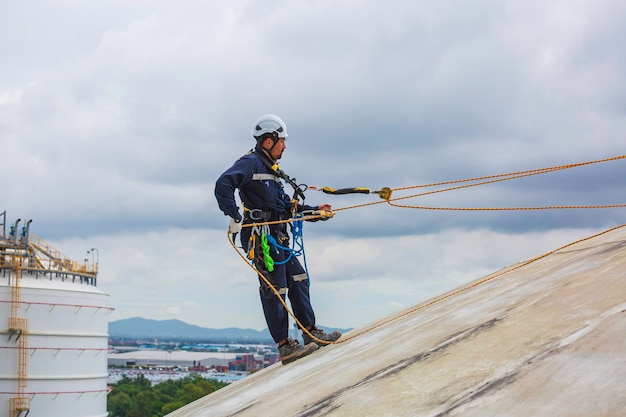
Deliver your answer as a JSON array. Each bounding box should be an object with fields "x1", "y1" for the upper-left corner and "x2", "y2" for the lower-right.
[{"x1": 252, "y1": 114, "x2": 288, "y2": 140}]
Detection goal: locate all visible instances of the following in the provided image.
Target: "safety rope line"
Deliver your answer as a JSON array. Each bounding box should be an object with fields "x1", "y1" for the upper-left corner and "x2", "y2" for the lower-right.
[
  {"x1": 332, "y1": 222, "x2": 626, "y2": 343},
  {"x1": 227, "y1": 154, "x2": 626, "y2": 346},
  {"x1": 387, "y1": 203, "x2": 626, "y2": 211},
  {"x1": 227, "y1": 231, "x2": 329, "y2": 346},
  {"x1": 392, "y1": 154, "x2": 626, "y2": 192},
  {"x1": 335, "y1": 153, "x2": 626, "y2": 213},
  {"x1": 229, "y1": 223, "x2": 626, "y2": 345}
]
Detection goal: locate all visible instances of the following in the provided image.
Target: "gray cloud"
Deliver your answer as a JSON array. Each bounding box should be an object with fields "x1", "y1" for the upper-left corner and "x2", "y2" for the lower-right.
[{"x1": 2, "y1": 1, "x2": 626, "y2": 328}]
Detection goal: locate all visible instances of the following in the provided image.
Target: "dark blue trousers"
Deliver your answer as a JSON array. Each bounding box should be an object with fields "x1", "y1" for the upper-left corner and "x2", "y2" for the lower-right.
[{"x1": 242, "y1": 226, "x2": 316, "y2": 343}]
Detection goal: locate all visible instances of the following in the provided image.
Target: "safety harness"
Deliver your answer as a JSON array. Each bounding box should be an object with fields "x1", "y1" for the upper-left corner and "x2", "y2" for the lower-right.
[
  {"x1": 253, "y1": 148, "x2": 307, "y2": 205},
  {"x1": 243, "y1": 148, "x2": 311, "y2": 282}
]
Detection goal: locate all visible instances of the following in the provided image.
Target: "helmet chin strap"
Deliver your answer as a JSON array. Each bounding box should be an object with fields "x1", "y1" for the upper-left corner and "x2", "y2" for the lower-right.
[{"x1": 256, "y1": 132, "x2": 280, "y2": 160}]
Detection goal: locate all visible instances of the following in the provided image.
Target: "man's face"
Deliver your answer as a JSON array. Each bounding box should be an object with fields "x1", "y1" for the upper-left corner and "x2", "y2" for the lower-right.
[{"x1": 265, "y1": 137, "x2": 287, "y2": 160}]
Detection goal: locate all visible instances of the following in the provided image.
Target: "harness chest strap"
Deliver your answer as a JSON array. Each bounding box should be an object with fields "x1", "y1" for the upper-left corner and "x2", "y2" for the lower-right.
[{"x1": 254, "y1": 149, "x2": 306, "y2": 202}]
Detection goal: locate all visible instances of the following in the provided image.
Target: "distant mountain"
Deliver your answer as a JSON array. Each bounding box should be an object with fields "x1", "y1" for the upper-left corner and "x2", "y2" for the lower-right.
[
  {"x1": 109, "y1": 317, "x2": 351, "y2": 343},
  {"x1": 109, "y1": 317, "x2": 272, "y2": 342}
]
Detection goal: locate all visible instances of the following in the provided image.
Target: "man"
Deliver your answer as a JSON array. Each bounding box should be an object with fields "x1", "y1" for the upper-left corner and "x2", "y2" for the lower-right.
[{"x1": 214, "y1": 114, "x2": 341, "y2": 364}]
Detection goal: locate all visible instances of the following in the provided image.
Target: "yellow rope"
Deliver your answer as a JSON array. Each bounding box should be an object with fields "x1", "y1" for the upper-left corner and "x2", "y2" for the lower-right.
[
  {"x1": 392, "y1": 153, "x2": 626, "y2": 192},
  {"x1": 227, "y1": 231, "x2": 331, "y2": 346},
  {"x1": 387, "y1": 203, "x2": 626, "y2": 211},
  {"x1": 226, "y1": 154, "x2": 626, "y2": 346},
  {"x1": 331, "y1": 222, "x2": 626, "y2": 343},
  {"x1": 229, "y1": 223, "x2": 626, "y2": 346},
  {"x1": 334, "y1": 153, "x2": 626, "y2": 213}
]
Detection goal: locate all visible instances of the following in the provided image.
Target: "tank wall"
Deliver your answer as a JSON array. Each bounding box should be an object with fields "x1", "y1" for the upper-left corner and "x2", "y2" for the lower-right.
[
  {"x1": 5, "y1": 287, "x2": 110, "y2": 336},
  {"x1": 0, "y1": 393, "x2": 108, "y2": 417},
  {"x1": 0, "y1": 270, "x2": 111, "y2": 417}
]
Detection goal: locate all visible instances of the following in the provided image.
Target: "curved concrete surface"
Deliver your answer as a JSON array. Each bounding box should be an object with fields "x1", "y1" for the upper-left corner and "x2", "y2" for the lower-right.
[{"x1": 167, "y1": 226, "x2": 626, "y2": 417}]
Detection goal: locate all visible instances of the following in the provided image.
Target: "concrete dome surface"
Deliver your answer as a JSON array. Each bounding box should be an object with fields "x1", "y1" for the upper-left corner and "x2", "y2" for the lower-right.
[{"x1": 166, "y1": 225, "x2": 626, "y2": 417}]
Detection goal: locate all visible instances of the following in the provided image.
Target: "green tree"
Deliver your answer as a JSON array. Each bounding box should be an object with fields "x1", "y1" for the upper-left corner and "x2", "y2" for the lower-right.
[
  {"x1": 180, "y1": 383, "x2": 204, "y2": 404},
  {"x1": 108, "y1": 391, "x2": 132, "y2": 417},
  {"x1": 108, "y1": 373, "x2": 228, "y2": 417},
  {"x1": 127, "y1": 390, "x2": 159, "y2": 417},
  {"x1": 161, "y1": 401, "x2": 186, "y2": 415}
]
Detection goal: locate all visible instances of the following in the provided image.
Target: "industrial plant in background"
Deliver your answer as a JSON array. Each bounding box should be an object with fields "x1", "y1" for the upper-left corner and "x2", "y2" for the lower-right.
[{"x1": 0, "y1": 211, "x2": 112, "y2": 417}]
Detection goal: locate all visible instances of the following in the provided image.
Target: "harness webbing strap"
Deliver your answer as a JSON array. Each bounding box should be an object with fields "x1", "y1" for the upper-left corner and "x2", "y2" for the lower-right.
[{"x1": 254, "y1": 149, "x2": 306, "y2": 202}]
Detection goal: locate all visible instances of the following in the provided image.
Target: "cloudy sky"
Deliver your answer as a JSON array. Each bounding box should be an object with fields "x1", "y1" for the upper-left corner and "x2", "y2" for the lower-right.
[{"x1": 2, "y1": 0, "x2": 625, "y2": 332}]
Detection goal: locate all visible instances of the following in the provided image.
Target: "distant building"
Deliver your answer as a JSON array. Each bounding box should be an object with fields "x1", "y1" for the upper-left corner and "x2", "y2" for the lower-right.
[{"x1": 229, "y1": 354, "x2": 266, "y2": 372}]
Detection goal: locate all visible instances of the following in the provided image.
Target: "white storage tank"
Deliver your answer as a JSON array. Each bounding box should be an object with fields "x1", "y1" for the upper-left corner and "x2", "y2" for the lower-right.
[{"x1": 0, "y1": 215, "x2": 111, "y2": 417}]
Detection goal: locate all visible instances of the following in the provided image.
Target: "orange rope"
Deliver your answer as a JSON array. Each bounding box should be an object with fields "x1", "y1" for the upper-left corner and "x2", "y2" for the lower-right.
[
  {"x1": 387, "y1": 203, "x2": 626, "y2": 211},
  {"x1": 229, "y1": 224, "x2": 626, "y2": 345},
  {"x1": 335, "y1": 154, "x2": 626, "y2": 213},
  {"x1": 227, "y1": 231, "x2": 332, "y2": 346},
  {"x1": 226, "y1": 154, "x2": 626, "y2": 345},
  {"x1": 393, "y1": 154, "x2": 626, "y2": 192}
]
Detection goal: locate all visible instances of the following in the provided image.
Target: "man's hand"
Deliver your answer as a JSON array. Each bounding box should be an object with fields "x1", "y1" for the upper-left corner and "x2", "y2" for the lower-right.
[
  {"x1": 303, "y1": 204, "x2": 334, "y2": 222},
  {"x1": 229, "y1": 217, "x2": 242, "y2": 235},
  {"x1": 317, "y1": 204, "x2": 334, "y2": 220}
]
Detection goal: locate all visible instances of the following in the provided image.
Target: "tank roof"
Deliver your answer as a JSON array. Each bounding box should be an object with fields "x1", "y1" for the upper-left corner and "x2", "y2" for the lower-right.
[{"x1": 166, "y1": 225, "x2": 626, "y2": 417}]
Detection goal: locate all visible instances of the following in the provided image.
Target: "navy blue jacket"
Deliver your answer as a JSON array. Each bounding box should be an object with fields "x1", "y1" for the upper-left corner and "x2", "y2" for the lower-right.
[{"x1": 215, "y1": 148, "x2": 316, "y2": 221}]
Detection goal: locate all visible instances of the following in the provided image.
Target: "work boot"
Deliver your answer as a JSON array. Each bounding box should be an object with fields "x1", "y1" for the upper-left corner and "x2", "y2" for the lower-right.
[
  {"x1": 278, "y1": 338, "x2": 319, "y2": 365},
  {"x1": 303, "y1": 326, "x2": 342, "y2": 347}
]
